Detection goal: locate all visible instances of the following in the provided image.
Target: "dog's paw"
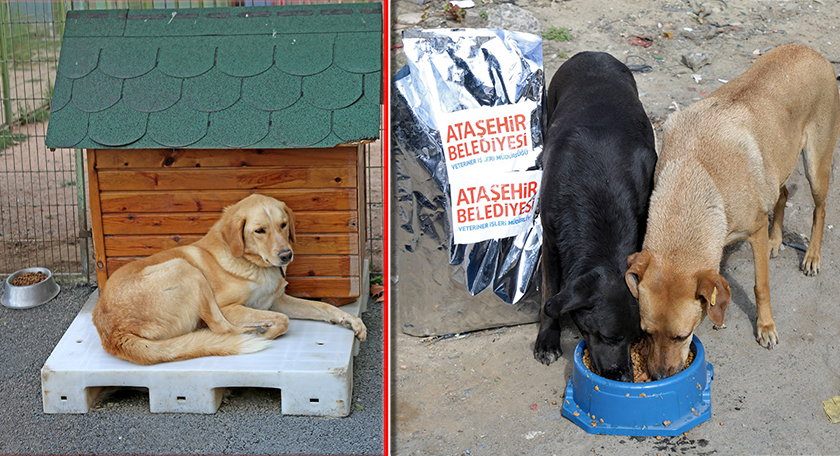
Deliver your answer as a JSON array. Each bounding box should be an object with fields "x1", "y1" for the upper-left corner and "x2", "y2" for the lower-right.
[
  {"x1": 768, "y1": 241, "x2": 782, "y2": 258},
  {"x1": 756, "y1": 323, "x2": 779, "y2": 349},
  {"x1": 533, "y1": 335, "x2": 562, "y2": 366},
  {"x1": 245, "y1": 324, "x2": 271, "y2": 336},
  {"x1": 800, "y1": 253, "x2": 821, "y2": 276},
  {"x1": 242, "y1": 315, "x2": 289, "y2": 339},
  {"x1": 340, "y1": 316, "x2": 367, "y2": 341}
]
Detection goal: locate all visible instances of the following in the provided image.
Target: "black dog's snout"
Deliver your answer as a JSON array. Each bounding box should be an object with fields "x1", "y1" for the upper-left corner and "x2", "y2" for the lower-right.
[
  {"x1": 278, "y1": 249, "x2": 293, "y2": 264},
  {"x1": 613, "y1": 368, "x2": 635, "y2": 383}
]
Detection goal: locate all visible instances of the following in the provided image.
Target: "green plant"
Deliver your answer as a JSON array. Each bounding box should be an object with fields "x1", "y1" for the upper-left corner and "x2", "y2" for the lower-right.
[
  {"x1": 370, "y1": 274, "x2": 383, "y2": 285},
  {"x1": 558, "y1": 51, "x2": 569, "y2": 59},
  {"x1": 479, "y1": 10, "x2": 488, "y2": 20},
  {"x1": 0, "y1": 128, "x2": 28, "y2": 151},
  {"x1": 61, "y1": 180, "x2": 76, "y2": 187},
  {"x1": 17, "y1": 80, "x2": 53, "y2": 126},
  {"x1": 442, "y1": 3, "x2": 466, "y2": 22},
  {"x1": 17, "y1": 102, "x2": 50, "y2": 126},
  {"x1": 543, "y1": 26, "x2": 573, "y2": 42}
]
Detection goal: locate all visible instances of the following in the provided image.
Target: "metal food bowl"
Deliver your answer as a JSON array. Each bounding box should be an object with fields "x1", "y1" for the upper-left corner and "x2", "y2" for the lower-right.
[
  {"x1": 561, "y1": 335, "x2": 714, "y2": 436},
  {"x1": 1, "y1": 267, "x2": 60, "y2": 309}
]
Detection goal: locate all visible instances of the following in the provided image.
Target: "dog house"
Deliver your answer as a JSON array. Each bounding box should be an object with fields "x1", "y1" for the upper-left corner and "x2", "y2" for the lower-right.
[{"x1": 45, "y1": 4, "x2": 382, "y2": 302}]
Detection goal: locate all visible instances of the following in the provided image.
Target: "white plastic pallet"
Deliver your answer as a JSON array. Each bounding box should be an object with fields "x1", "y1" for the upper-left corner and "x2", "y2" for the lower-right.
[{"x1": 41, "y1": 262, "x2": 368, "y2": 416}]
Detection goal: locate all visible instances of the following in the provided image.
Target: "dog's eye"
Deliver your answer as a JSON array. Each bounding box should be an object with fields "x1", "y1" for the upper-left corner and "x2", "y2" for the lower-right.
[
  {"x1": 672, "y1": 335, "x2": 688, "y2": 342},
  {"x1": 254, "y1": 228, "x2": 266, "y2": 234},
  {"x1": 280, "y1": 222, "x2": 287, "y2": 229}
]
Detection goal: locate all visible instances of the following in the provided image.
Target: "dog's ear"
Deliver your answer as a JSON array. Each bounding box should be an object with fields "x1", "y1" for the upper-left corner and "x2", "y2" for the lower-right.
[
  {"x1": 544, "y1": 269, "x2": 599, "y2": 318},
  {"x1": 625, "y1": 250, "x2": 651, "y2": 298},
  {"x1": 221, "y1": 213, "x2": 246, "y2": 258},
  {"x1": 283, "y1": 203, "x2": 296, "y2": 243},
  {"x1": 696, "y1": 270, "x2": 731, "y2": 327}
]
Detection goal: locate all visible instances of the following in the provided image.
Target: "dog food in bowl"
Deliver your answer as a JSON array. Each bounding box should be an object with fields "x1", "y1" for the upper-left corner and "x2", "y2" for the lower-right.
[
  {"x1": 2, "y1": 267, "x2": 60, "y2": 309},
  {"x1": 561, "y1": 335, "x2": 714, "y2": 436},
  {"x1": 581, "y1": 338, "x2": 695, "y2": 382},
  {"x1": 10, "y1": 272, "x2": 48, "y2": 287}
]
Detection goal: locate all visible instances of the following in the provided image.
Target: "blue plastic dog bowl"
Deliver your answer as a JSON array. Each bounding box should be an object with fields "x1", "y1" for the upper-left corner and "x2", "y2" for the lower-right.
[{"x1": 561, "y1": 335, "x2": 713, "y2": 436}]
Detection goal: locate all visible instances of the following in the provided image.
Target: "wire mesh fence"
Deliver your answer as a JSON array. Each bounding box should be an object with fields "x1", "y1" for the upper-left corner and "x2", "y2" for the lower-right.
[
  {"x1": 0, "y1": 0, "x2": 384, "y2": 281},
  {"x1": 0, "y1": 1, "x2": 82, "y2": 280}
]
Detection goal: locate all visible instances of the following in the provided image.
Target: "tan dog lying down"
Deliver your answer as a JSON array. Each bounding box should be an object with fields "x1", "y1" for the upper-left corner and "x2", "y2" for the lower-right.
[
  {"x1": 92, "y1": 194, "x2": 366, "y2": 365},
  {"x1": 625, "y1": 44, "x2": 840, "y2": 379}
]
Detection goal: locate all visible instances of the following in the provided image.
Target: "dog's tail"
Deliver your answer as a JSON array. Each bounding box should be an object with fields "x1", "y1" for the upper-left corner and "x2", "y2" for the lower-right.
[{"x1": 103, "y1": 330, "x2": 272, "y2": 365}]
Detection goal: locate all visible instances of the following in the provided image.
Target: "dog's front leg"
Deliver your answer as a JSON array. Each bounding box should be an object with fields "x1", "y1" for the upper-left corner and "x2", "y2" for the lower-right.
[
  {"x1": 534, "y1": 250, "x2": 562, "y2": 365},
  {"x1": 748, "y1": 224, "x2": 779, "y2": 348},
  {"x1": 801, "y1": 134, "x2": 834, "y2": 276},
  {"x1": 534, "y1": 307, "x2": 563, "y2": 365},
  {"x1": 271, "y1": 295, "x2": 367, "y2": 341}
]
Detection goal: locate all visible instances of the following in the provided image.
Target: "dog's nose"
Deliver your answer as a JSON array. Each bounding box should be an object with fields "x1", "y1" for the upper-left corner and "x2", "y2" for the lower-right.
[
  {"x1": 616, "y1": 370, "x2": 634, "y2": 383},
  {"x1": 278, "y1": 249, "x2": 293, "y2": 264},
  {"x1": 601, "y1": 364, "x2": 633, "y2": 383},
  {"x1": 649, "y1": 364, "x2": 683, "y2": 381},
  {"x1": 649, "y1": 370, "x2": 665, "y2": 381}
]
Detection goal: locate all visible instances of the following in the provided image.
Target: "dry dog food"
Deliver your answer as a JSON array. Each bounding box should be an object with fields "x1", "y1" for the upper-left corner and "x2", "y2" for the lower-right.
[
  {"x1": 10, "y1": 272, "x2": 47, "y2": 287},
  {"x1": 582, "y1": 338, "x2": 695, "y2": 383}
]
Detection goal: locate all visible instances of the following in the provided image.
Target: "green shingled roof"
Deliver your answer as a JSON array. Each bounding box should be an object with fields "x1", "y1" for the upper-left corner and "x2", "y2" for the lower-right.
[{"x1": 45, "y1": 3, "x2": 382, "y2": 150}]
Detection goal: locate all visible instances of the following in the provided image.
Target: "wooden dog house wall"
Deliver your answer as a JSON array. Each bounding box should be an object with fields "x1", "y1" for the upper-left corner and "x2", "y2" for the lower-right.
[{"x1": 45, "y1": 4, "x2": 382, "y2": 301}]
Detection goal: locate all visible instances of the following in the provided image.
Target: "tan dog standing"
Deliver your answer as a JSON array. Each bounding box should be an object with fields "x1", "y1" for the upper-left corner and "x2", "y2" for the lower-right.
[
  {"x1": 93, "y1": 194, "x2": 366, "y2": 365},
  {"x1": 625, "y1": 44, "x2": 840, "y2": 379}
]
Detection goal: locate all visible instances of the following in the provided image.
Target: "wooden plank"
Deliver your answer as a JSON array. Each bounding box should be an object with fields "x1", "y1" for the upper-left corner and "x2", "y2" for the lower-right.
[
  {"x1": 96, "y1": 167, "x2": 356, "y2": 191},
  {"x1": 291, "y1": 233, "x2": 359, "y2": 255},
  {"x1": 87, "y1": 149, "x2": 109, "y2": 288},
  {"x1": 103, "y1": 233, "x2": 358, "y2": 257},
  {"x1": 100, "y1": 211, "x2": 357, "y2": 235},
  {"x1": 286, "y1": 255, "x2": 359, "y2": 277},
  {"x1": 94, "y1": 147, "x2": 358, "y2": 169},
  {"x1": 286, "y1": 277, "x2": 360, "y2": 298},
  {"x1": 104, "y1": 234, "x2": 201, "y2": 256},
  {"x1": 107, "y1": 255, "x2": 359, "y2": 278},
  {"x1": 98, "y1": 189, "x2": 357, "y2": 213}
]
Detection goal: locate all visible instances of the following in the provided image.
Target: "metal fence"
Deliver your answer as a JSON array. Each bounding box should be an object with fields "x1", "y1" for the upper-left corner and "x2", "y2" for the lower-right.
[
  {"x1": 0, "y1": 0, "x2": 384, "y2": 282},
  {"x1": 0, "y1": 1, "x2": 80, "y2": 280}
]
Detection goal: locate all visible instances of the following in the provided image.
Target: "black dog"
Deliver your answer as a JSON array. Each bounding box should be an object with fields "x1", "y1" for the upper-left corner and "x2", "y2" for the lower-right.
[{"x1": 533, "y1": 52, "x2": 657, "y2": 382}]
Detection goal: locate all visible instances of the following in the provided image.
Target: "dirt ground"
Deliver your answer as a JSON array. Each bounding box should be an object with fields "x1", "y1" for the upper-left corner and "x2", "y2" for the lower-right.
[{"x1": 391, "y1": 0, "x2": 840, "y2": 454}]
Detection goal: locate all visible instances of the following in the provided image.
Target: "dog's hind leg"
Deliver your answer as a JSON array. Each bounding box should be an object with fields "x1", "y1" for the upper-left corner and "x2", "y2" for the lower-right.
[
  {"x1": 768, "y1": 185, "x2": 788, "y2": 258},
  {"x1": 534, "y1": 242, "x2": 563, "y2": 365},
  {"x1": 220, "y1": 305, "x2": 289, "y2": 339},
  {"x1": 196, "y1": 283, "x2": 267, "y2": 336}
]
